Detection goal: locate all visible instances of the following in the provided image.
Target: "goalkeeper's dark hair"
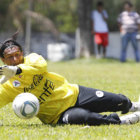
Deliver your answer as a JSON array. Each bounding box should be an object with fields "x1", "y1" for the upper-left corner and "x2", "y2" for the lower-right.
[{"x1": 0, "y1": 31, "x2": 23, "y2": 58}]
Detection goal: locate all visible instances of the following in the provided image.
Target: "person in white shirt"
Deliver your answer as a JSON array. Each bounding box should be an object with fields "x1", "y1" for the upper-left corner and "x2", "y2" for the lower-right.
[{"x1": 91, "y1": 1, "x2": 109, "y2": 58}]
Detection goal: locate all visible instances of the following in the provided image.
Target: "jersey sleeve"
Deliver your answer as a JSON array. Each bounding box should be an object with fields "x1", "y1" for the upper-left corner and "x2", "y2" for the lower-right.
[
  {"x1": 17, "y1": 53, "x2": 47, "y2": 75},
  {"x1": 135, "y1": 12, "x2": 140, "y2": 24},
  {"x1": 103, "y1": 10, "x2": 108, "y2": 19}
]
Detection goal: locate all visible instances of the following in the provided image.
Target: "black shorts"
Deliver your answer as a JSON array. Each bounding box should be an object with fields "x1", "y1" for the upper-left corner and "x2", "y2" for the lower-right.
[
  {"x1": 75, "y1": 85, "x2": 132, "y2": 113},
  {"x1": 58, "y1": 85, "x2": 132, "y2": 125}
]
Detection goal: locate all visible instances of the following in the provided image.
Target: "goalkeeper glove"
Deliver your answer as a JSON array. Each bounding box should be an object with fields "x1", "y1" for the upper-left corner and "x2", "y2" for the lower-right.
[{"x1": 0, "y1": 65, "x2": 19, "y2": 84}]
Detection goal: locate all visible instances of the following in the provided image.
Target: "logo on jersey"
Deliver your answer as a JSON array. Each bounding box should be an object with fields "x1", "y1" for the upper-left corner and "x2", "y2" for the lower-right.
[
  {"x1": 13, "y1": 80, "x2": 21, "y2": 87},
  {"x1": 96, "y1": 91, "x2": 104, "y2": 97},
  {"x1": 24, "y1": 74, "x2": 43, "y2": 92}
]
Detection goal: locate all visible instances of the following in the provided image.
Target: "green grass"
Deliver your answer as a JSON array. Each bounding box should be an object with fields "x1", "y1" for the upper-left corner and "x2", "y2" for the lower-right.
[{"x1": 1, "y1": 58, "x2": 140, "y2": 140}]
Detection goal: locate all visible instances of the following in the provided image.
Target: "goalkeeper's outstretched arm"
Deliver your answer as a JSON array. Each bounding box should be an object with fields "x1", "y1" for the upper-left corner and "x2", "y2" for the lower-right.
[{"x1": 0, "y1": 66, "x2": 22, "y2": 84}]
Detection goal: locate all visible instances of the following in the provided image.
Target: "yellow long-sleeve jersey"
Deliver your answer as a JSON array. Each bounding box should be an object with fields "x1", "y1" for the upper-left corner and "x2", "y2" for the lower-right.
[{"x1": 0, "y1": 53, "x2": 79, "y2": 124}]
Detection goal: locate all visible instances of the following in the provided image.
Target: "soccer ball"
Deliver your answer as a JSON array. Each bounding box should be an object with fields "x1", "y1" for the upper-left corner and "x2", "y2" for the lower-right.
[{"x1": 12, "y1": 93, "x2": 40, "y2": 119}]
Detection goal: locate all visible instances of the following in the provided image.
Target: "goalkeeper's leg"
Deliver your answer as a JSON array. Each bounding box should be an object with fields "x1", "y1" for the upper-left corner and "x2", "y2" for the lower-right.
[
  {"x1": 58, "y1": 107, "x2": 121, "y2": 125},
  {"x1": 76, "y1": 85, "x2": 140, "y2": 114},
  {"x1": 58, "y1": 108, "x2": 140, "y2": 125},
  {"x1": 76, "y1": 86, "x2": 132, "y2": 114}
]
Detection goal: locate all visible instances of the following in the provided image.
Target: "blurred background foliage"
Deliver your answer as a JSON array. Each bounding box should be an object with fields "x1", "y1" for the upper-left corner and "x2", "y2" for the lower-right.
[{"x1": 0, "y1": 0, "x2": 140, "y2": 33}]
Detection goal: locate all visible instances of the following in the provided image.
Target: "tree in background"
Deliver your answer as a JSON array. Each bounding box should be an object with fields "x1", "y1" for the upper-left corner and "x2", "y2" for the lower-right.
[
  {"x1": 7, "y1": 0, "x2": 78, "y2": 34},
  {"x1": 77, "y1": 0, "x2": 94, "y2": 57},
  {"x1": 1, "y1": 0, "x2": 140, "y2": 33},
  {"x1": 0, "y1": 0, "x2": 14, "y2": 31}
]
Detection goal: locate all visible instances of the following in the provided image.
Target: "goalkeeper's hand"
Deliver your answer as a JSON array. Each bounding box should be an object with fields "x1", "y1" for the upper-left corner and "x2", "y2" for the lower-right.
[{"x1": 0, "y1": 66, "x2": 18, "y2": 84}]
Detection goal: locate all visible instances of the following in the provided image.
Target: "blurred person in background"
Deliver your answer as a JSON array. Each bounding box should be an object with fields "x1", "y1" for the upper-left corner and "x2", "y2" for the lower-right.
[
  {"x1": 91, "y1": 1, "x2": 109, "y2": 58},
  {"x1": 117, "y1": 1, "x2": 140, "y2": 62}
]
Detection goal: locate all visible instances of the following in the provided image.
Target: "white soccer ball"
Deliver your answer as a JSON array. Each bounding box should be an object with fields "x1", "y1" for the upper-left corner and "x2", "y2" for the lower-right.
[{"x1": 12, "y1": 93, "x2": 40, "y2": 119}]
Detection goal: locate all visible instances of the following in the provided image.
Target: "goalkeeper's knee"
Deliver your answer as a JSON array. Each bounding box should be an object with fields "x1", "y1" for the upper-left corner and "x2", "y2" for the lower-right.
[{"x1": 118, "y1": 94, "x2": 132, "y2": 114}]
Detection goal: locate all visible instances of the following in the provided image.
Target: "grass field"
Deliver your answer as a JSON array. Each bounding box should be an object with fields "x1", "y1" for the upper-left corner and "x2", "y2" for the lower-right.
[{"x1": 1, "y1": 58, "x2": 140, "y2": 140}]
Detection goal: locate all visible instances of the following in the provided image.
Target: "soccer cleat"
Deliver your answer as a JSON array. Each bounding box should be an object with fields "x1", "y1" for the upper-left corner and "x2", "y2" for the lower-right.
[
  {"x1": 129, "y1": 96, "x2": 140, "y2": 112},
  {"x1": 120, "y1": 112, "x2": 140, "y2": 124}
]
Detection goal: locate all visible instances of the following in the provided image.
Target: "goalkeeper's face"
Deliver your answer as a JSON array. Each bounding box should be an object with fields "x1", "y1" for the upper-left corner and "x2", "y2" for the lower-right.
[{"x1": 1, "y1": 46, "x2": 24, "y2": 66}]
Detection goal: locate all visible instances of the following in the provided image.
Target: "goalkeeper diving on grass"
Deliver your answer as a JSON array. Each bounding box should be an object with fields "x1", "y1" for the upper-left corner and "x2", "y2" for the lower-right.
[{"x1": 0, "y1": 32, "x2": 140, "y2": 125}]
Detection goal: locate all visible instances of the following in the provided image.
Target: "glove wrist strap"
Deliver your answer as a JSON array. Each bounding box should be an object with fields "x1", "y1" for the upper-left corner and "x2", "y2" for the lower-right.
[{"x1": 16, "y1": 67, "x2": 22, "y2": 75}]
